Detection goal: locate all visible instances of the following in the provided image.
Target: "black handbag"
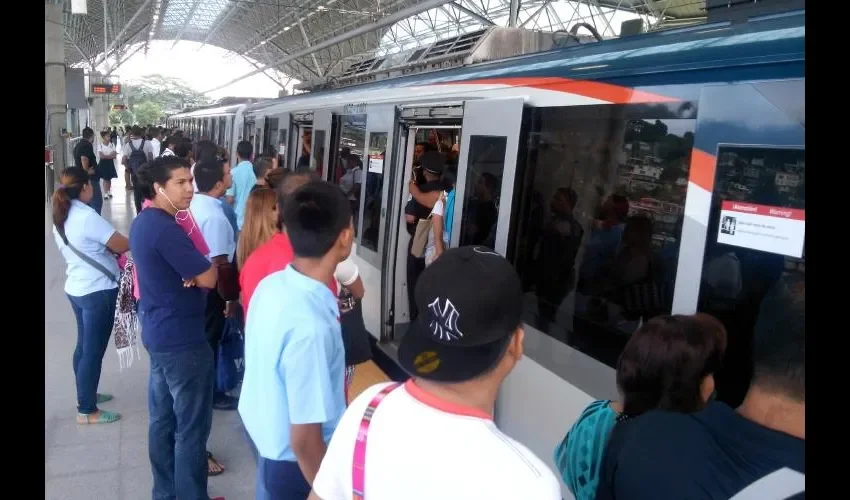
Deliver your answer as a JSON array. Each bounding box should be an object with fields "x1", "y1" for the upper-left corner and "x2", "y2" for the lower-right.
[{"x1": 339, "y1": 288, "x2": 372, "y2": 366}]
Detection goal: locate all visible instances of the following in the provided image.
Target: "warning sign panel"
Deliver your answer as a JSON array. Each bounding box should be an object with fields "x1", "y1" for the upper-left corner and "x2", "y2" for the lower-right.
[{"x1": 716, "y1": 201, "x2": 805, "y2": 258}]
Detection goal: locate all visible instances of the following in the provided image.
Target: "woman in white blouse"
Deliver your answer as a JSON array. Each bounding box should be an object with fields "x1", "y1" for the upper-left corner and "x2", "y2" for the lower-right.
[
  {"x1": 96, "y1": 131, "x2": 118, "y2": 199},
  {"x1": 52, "y1": 167, "x2": 129, "y2": 425}
]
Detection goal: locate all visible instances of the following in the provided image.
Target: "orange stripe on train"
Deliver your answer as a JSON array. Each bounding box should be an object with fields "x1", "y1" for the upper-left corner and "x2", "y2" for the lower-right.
[
  {"x1": 689, "y1": 148, "x2": 717, "y2": 192},
  {"x1": 439, "y1": 77, "x2": 679, "y2": 104}
]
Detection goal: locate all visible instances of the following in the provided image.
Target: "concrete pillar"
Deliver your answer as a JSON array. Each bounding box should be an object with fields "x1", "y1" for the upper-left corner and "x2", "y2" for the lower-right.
[
  {"x1": 89, "y1": 72, "x2": 110, "y2": 131},
  {"x1": 45, "y1": 2, "x2": 67, "y2": 175}
]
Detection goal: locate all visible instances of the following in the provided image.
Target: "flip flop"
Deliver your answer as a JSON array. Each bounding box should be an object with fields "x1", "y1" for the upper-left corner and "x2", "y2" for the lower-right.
[
  {"x1": 96, "y1": 393, "x2": 113, "y2": 404},
  {"x1": 207, "y1": 452, "x2": 225, "y2": 476}
]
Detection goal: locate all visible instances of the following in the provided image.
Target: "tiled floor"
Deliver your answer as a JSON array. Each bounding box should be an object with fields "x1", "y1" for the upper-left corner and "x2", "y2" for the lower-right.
[{"x1": 45, "y1": 162, "x2": 390, "y2": 500}]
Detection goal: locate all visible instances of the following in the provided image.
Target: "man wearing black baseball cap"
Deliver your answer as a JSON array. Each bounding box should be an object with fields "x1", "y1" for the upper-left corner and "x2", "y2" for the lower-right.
[{"x1": 309, "y1": 246, "x2": 561, "y2": 500}]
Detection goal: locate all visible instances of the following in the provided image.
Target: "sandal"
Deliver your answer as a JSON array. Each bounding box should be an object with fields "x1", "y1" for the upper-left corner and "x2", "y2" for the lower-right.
[
  {"x1": 96, "y1": 393, "x2": 113, "y2": 404},
  {"x1": 207, "y1": 452, "x2": 225, "y2": 476},
  {"x1": 77, "y1": 410, "x2": 121, "y2": 425}
]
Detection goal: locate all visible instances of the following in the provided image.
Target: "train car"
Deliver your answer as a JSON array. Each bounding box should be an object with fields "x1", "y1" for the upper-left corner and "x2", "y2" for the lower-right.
[
  {"x1": 192, "y1": 11, "x2": 805, "y2": 498},
  {"x1": 165, "y1": 102, "x2": 252, "y2": 162}
]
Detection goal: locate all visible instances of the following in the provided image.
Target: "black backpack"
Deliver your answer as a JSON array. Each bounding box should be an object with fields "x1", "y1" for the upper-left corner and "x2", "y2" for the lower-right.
[{"x1": 127, "y1": 139, "x2": 148, "y2": 174}]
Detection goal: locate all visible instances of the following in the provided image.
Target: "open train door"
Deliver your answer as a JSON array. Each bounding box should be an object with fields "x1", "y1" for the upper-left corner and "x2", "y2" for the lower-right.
[
  {"x1": 454, "y1": 97, "x2": 526, "y2": 254},
  {"x1": 311, "y1": 108, "x2": 333, "y2": 180}
]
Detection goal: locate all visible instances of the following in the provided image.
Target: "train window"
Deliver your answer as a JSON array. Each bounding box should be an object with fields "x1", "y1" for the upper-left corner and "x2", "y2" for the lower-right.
[
  {"x1": 508, "y1": 104, "x2": 696, "y2": 367},
  {"x1": 361, "y1": 132, "x2": 388, "y2": 252},
  {"x1": 332, "y1": 114, "x2": 367, "y2": 236},
  {"x1": 697, "y1": 145, "x2": 805, "y2": 408},
  {"x1": 457, "y1": 136, "x2": 506, "y2": 249}
]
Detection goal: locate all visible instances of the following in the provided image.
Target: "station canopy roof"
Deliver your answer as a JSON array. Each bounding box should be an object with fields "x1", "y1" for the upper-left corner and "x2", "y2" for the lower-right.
[{"x1": 61, "y1": 0, "x2": 708, "y2": 87}]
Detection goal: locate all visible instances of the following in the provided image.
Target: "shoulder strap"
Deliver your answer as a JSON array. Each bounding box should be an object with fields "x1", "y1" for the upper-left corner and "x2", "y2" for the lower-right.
[
  {"x1": 65, "y1": 240, "x2": 118, "y2": 283},
  {"x1": 128, "y1": 140, "x2": 138, "y2": 153},
  {"x1": 729, "y1": 468, "x2": 805, "y2": 500},
  {"x1": 352, "y1": 382, "x2": 401, "y2": 500}
]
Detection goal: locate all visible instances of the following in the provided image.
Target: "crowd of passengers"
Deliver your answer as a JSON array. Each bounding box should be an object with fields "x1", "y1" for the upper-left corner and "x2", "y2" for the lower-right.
[{"x1": 54, "y1": 127, "x2": 804, "y2": 500}]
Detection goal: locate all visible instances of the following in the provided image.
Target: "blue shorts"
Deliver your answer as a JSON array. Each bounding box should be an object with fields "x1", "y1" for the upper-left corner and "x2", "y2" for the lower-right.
[{"x1": 258, "y1": 457, "x2": 310, "y2": 500}]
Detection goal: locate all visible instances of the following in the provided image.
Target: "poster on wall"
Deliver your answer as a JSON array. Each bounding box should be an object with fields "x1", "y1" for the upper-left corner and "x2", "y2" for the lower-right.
[{"x1": 716, "y1": 200, "x2": 805, "y2": 258}]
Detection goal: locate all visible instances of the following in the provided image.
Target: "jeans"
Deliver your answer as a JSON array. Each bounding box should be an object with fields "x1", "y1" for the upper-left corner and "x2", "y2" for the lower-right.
[
  {"x1": 131, "y1": 172, "x2": 143, "y2": 214},
  {"x1": 261, "y1": 458, "x2": 311, "y2": 500},
  {"x1": 148, "y1": 343, "x2": 214, "y2": 500},
  {"x1": 255, "y1": 456, "x2": 270, "y2": 500},
  {"x1": 89, "y1": 174, "x2": 103, "y2": 214},
  {"x1": 204, "y1": 288, "x2": 227, "y2": 400},
  {"x1": 67, "y1": 288, "x2": 118, "y2": 414}
]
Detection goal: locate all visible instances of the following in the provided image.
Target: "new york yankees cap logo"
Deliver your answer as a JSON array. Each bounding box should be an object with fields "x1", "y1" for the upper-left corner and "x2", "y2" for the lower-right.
[{"x1": 398, "y1": 245, "x2": 524, "y2": 382}]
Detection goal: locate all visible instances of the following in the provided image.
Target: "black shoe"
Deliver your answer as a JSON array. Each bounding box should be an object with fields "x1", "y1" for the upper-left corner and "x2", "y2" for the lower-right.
[{"x1": 213, "y1": 393, "x2": 238, "y2": 411}]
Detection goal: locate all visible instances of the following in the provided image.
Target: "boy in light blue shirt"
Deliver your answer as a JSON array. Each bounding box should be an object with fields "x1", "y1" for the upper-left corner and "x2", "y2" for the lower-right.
[{"x1": 239, "y1": 180, "x2": 354, "y2": 500}]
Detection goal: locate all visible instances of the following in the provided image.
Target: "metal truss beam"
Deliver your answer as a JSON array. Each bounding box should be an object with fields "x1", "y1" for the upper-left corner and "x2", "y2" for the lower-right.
[
  {"x1": 298, "y1": 19, "x2": 324, "y2": 77},
  {"x1": 146, "y1": 0, "x2": 165, "y2": 54},
  {"x1": 199, "y1": 1, "x2": 241, "y2": 50},
  {"x1": 105, "y1": 41, "x2": 147, "y2": 76},
  {"x1": 64, "y1": 28, "x2": 95, "y2": 70},
  {"x1": 451, "y1": 1, "x2": 496, "y2": 26},
  {"x1": 95, "y1": 0, "x2": 152, "y2": 67},
  {"x1": 204, "y1": 0, "x2": 454, "y2": 94},
  {"x1": 172, "y1": 0, "x2": 203, "y2": 49}
]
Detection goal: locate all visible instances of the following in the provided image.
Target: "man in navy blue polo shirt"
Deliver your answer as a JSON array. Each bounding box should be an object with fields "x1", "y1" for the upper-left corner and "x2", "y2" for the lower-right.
[{"x1": 130, "y1": 156, "x2": 220, "y2": 500}]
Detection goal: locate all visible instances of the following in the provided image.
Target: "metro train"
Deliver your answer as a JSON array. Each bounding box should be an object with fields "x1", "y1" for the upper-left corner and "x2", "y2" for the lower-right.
[{"x1": 167, "y1": 10, "x2": 805, "y2": 498}]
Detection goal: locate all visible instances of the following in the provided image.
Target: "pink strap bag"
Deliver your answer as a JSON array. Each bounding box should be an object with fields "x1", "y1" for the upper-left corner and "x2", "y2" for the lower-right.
[{"x1": 352, "y1": 383, "x2": 401, "y2": 500}]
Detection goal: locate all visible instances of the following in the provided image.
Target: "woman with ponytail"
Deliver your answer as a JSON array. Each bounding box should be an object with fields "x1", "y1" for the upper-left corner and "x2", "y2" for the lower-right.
[{"x1": 52, "y1": 167, "x2": 129, "y2": 425}]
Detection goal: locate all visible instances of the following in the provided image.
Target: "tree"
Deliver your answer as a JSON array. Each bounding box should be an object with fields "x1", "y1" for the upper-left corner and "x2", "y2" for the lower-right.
[
  {"x1": 109, "y1": 108, "x2": 135, "y2": 126},
  {"x1": 133, "y1": 101, "x2": 164, "y2": 126},
  {"x1": 123, "y1": 74, "x2": 211, "y2": 113}
]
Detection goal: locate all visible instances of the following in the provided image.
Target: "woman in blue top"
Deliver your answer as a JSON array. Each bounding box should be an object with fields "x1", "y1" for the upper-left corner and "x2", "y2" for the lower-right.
[
  {"x1": 554, "y1": 313, "x2": 727, "y2": 500},
  {"x1": 52, "y1": 167, "x2": 130, "y2": 425}
]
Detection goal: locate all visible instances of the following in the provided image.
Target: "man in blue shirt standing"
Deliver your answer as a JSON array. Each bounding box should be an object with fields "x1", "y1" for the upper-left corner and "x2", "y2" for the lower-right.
[
  {"x1": 239, "y1": 180, "x2": 353, "y2": 500},
  {"x1": 225, "y1": 140, "x2": 256, "y2": 231},
  {"x1": 130, "y1": 156, "x2": 220, "y2": 500}
]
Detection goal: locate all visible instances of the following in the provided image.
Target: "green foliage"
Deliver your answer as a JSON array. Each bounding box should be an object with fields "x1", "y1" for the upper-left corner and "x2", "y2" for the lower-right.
[
  {"x1": 109, "y1": 108, "x2": 135, "y2": 126},
  {"x1": 133, "y1": 101, "x2": 165, "y2": 126},
  {"x1": 123, "y1": 74, "x2": 211, "y2": 112}
]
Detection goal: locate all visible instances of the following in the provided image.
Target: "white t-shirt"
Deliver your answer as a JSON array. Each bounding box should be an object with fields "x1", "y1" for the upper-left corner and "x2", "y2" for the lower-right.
[
  {"x1": 53, "y1": 200, "x2": 120, "y2": 297},
  {"x1": 150, "y1": 138, "x2": 161, "y2": 158},
  {"x1": 312, "y1": 381, "x2": 562, "y2": 500},
  {"x1": 339, "y1": 166, "x2": 363, "y2": 201},
  {"x1": 424, "y1": 193, "x2": 445, "y2": 263},
  {"x1": 97, "y1": 142, "x2": 116, "y2": 160},
  {"x1": 120, "y1": 137, "x2": 155, "y2": 159}
]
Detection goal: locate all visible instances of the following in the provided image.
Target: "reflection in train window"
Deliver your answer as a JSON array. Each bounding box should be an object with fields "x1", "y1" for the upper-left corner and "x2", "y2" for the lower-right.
[
  {"x1": 312, "y1": 129, "x2": 325, "y2": 177},
  {"x1": 699, "y1": 145, "x2": 805, "y2": 408},
  {"x1": 458, "y1": 136, "x2": 505, "y2": 249},
  {"x1": 508, "y1": 104, "x2": 696, "y2": 367},
  {"x1": 332, "y1": 114, "x2": 367, "y2": 236},
  {"x1": 361, "y1": 132, "x2": 387, "y2": 251}
]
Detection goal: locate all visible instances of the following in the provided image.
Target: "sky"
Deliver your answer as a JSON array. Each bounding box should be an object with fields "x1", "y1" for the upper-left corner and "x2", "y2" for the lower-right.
[{"x1": 105, "y1": 40, "x2": 292, "y2": 100}]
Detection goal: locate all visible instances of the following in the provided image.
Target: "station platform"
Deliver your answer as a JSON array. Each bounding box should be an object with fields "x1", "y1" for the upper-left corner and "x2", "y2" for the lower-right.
[{"x1": 45, "y1": 164, "x2": 390, "y2": 499}]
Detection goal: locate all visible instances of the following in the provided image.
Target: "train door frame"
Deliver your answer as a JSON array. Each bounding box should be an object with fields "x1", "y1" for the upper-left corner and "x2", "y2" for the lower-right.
[
  {"x1": 382, "y1": 102, "x2": 464, "y2": 343},
  {"x1": 452, "y1": 97, "x2": 526, "y2": 254},
  {"x1": 312, "y1": 109, "x2": 333, "y2": 181},
  {"x1": 290, "y1": 111, "x2": 313, "y2": 173}
]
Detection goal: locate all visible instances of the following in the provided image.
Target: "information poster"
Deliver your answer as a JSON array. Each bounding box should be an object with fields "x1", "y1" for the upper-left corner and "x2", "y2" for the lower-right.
[{"x1": 716, "y1": 200, "x2": 805, "y2": 258}]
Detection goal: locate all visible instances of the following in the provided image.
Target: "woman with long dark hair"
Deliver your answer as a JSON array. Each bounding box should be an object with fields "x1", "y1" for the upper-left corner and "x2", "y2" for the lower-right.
[
  {"x1": 52, "y1": 167, "x2": 129, "y2": 425},
  {"x1": 553, "y1": 313, "x2": 727, "y2": 500}
]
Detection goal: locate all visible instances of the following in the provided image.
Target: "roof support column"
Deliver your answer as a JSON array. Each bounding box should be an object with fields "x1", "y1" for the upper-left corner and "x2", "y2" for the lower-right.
[
  {"x1": 508, "y1": 0, "x2": 522, "y2": 27},
  {"x1": 46, "y1": 1, "x2": 68, "y2": 177}
]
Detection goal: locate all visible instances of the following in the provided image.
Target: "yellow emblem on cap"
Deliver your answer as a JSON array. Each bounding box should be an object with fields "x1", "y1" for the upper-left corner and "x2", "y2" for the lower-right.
[{"x1": 413, "y1": 351, "x2": 440, "y2": 374}]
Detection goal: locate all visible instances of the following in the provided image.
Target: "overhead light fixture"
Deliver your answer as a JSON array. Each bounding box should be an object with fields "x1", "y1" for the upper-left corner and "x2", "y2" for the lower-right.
[{"x1": 71, "y1": 0, "x2": 87, "y2": 15}]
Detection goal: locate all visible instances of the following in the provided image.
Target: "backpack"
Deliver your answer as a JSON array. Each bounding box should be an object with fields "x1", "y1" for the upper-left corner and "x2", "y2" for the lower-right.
[{"x1": 127, "y1": 139, "x2": 148, "y2": 174}]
